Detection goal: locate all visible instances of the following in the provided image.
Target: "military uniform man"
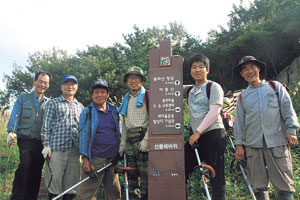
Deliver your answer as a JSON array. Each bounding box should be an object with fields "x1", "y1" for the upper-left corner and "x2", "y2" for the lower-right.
[{"x1": 118, "y1": 67, "x2": 149, "y2": 199}]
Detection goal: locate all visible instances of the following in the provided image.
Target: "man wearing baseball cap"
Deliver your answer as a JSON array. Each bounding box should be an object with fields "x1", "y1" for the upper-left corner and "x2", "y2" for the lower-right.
[
  {"x1": 234, "y1": 56, "x2": 299, "y2": 200},
  {"x1": 118, "y1": 66, "x2": 149, "y2": 199},
  {"x1": 41, "y1": 75, "x2": 84, "y2": 200},
  {"x1": 78, "y1": 79, "x2": 121, "y2": 200}
]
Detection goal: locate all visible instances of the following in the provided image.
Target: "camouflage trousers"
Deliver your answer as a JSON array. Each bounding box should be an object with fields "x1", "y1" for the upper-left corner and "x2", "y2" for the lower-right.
[{"x1": 125, "y1": 129, "x2": 148, "y2": 199}]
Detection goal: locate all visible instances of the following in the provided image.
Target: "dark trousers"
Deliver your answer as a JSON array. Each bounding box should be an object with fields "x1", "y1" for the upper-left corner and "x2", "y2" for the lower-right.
[
  {"x1": 185, "y1": 128, "x2": 226, "y2": 200},
  {"x1": 10, "y1": 138, "x2": 45, "y2": 200}
]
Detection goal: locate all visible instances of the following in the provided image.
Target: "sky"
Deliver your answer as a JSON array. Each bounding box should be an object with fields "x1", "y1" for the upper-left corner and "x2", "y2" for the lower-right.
[{"x1": 0, "y1": 0, "x2": 249, "y2": 90}]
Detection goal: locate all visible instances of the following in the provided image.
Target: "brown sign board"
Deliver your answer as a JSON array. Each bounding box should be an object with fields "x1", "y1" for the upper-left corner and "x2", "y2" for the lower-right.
[
  {"x1": 149, "y1": 69, "x2": 183, "y2": 135},
  {"x1": 148, "y1": 40, "x2": 186, "y2": 200},
  {"x1": 148, "y1": 137, "x2": 186, "y2": 200}
]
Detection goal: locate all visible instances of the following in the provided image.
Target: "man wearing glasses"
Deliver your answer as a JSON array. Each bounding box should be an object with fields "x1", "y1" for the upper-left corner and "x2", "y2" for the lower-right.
[{"x1": 118, "y1": 67, "x2": 149, "y2": 199}]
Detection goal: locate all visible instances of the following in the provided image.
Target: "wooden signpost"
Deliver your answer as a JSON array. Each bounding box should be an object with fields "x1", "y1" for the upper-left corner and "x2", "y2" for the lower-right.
[{"x1": 148, "y1": 40, "x2": 186, "y2": 199}]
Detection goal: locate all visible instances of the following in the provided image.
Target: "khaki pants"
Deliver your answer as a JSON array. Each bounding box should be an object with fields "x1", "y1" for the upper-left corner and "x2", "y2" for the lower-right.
[
  {"x1": 78, "y1": 157, "x2": 121, "y2": 200},
  {"x1": 44, "y1": 148, "x2": 81, "y2": 195},
  {"x1": 245, "y1": 140, "x2": 294, "y2": 193}
]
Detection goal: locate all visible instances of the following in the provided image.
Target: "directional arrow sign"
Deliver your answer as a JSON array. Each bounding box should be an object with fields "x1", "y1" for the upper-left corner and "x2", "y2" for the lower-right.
[
  {"x1": 175, "y1": 123, "x2": 181, "y2": 129},
  {"x1": 175, "y1": 107, "x2": 181, "y2": 112},
  {"x1": 175, "y1": 91, "x2": 180, "y2": 97},
  {"x1": 175, "y1": 80, "x2": 180, "y2": 86}
]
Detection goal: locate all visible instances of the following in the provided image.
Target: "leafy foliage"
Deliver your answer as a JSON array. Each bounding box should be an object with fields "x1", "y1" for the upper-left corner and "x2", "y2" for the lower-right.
[{"x1": 0, "y1": 0, "x2": 299, "y2": 110}]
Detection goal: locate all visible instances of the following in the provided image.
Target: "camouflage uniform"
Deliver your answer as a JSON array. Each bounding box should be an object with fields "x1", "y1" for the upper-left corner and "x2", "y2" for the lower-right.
[
  {"x1": 121, "y1": 94, "x2": 149, "y2": 199},
  {"x1": 119, "y1": 66, "x2": 149, "y2": 199}
]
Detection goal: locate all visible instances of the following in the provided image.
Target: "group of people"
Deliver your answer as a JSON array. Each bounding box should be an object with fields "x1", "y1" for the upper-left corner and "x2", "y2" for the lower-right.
[
  {"x1": 7, "y1": 67, "x2": 149, "y2": 200},
  {"x1": 6, "y1": 53, "x2": 299, "y2": 200},
  {"x1": 184, "y1": 54, "x2": 298, "y2": 200}
]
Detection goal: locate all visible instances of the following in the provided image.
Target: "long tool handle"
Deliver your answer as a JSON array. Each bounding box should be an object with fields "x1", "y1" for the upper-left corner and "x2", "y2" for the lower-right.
[
  {"x1": 238, "y1": 163, "x2": 256, "y2": 200},
  {"x1": 1, "y1": 115, "x2": 18, "y2": 199},
  {"x1": 1, "y1": 146, "x2": 12, "y2": 199},
  {"x1": 228, "y1": 137, "x2": 256, "y2": 200},
  {"x1": 52, "y1": 162, "x2": 113, "y2": 200},
  {"x1": 194, "y1": 148, "x2": 211, "y2": 200},
  {"x1": 124, "y1": 153, "x2": 129, "y2": 200}
]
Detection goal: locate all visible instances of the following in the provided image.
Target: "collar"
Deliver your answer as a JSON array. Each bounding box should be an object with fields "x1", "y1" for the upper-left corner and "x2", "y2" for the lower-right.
[
  {"x1": 93, "y1": 102, "x2": 110, "y2": 113},
  {"x1": 32, "y1": 91, "x2": 45, "y2": 102},
  {"x1": 248, "y1": 79, "x2": 265, "y2": 88},
  {"x1": 191, "y1": 81, "x2": 208, "y2": 95},
  {"x1": 58, "y1": 95, "x2": 78, "y2": 104}
]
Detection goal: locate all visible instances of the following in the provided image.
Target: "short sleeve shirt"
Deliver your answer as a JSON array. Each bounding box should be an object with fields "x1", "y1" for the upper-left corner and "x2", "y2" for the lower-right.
[{"x1": 189, "y1": 81, "x2": 224, "y2": 133}]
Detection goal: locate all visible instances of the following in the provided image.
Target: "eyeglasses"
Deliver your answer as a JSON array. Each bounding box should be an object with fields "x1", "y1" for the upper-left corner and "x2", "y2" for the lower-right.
[
  {"x1": 128, "y1": 76, "x2": 142, "y2": 81},
  {"x1": 38, "y1": 80, "x2": 49, "y2": 85}
]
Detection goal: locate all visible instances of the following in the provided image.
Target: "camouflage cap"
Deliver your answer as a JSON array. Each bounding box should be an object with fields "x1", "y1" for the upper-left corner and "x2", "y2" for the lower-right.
[{"x1": 124, "y1": 66, "x2": 147, "y2": 83}]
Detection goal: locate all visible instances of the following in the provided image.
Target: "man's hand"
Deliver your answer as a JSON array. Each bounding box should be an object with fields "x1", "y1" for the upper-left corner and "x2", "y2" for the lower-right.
[
  {"x1": 235, "y1": 145, "x2": 245, "y2": 161},
  {"x1": 286, "y1": 133, "x2": 298, "y2": 147},
  {"x1": 83, "y1": 157, "x2": 94, "y2": 173},
  {"x1": 119, "y1": 142, "x2": 126, "y2": 157},
  {"x1": 42, "y1": 147, "x2": 51, "y2": 159},
  {"x1": 189, "y1": 130, "x2": 201, "y2": 145},
  {"x1": 138, "y1": 139, "x2": 148, "y2": 152},
  {"x1": 6, "y1": 132, "x2": 17, "y2": 146}
]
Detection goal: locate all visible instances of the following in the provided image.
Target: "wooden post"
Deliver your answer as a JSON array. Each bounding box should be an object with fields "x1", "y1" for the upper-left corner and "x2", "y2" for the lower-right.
[{"x1": 148, "y1": 40, "x2": 186, "y2": 199}]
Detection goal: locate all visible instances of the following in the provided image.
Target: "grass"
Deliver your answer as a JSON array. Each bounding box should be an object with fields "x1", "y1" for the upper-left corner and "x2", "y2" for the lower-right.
[{"x1": 0, "y1": 111, "x2": 19, "y2": 200}]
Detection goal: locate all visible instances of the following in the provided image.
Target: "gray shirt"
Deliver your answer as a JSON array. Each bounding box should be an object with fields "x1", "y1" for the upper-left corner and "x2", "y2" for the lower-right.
[
  {"x1": 234, "y1": 80, "x2": 299, "y2": 148},
  {"x1": 189, "y1": 81, "x2": 224, "y2": 134}
]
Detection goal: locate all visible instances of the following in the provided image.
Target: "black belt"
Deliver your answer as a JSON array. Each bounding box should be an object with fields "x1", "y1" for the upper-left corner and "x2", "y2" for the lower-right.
[{"x1": 127, "y1": 127, "x2": 147, "y2": 133}]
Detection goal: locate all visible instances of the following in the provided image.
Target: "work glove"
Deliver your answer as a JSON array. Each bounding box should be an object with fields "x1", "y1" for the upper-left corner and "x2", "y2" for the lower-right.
[
  {"x1": 42, "y1": 147, "x2": 51, "y2": 159},
  {"x1": 138, "y1": 129, "x2": 149, "y2": 152},
  {"x1": 6, "y1": 132, "x2": 17, "y2": 146},
  {"x1": 119, "y1": 120, "x2": 127, "y2": 157},
  {"x1": 119, "y1": 141, "x2": 126, "y2": 157}
]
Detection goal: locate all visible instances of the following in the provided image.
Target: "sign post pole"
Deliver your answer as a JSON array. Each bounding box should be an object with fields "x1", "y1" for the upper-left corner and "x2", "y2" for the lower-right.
[{"x1": 148, "y1": 40, "x2": 186, "y2": 199}]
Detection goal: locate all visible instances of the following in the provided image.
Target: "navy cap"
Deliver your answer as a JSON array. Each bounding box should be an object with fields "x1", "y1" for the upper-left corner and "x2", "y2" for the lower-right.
[
  {"x1": 61, "y1": 75, "x2": 78, "y2": 84},
  {"x1": 92, "y1": 79, "x2": 108, "y2": 90}
]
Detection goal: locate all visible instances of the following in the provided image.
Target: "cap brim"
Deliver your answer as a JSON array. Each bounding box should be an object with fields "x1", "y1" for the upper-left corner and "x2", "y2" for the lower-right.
[
  {"x1": 234, "y1": 60, "x2": 265, "y2": 79},
  {"x1": 124, "y1": 73, "x2": 146, "y2": 83},
  {"x1": 92, "y1": 85, "x2": 108, "y2": 90},
  {"x1": 62, "y1": 78, "x2": 78, "y2": 84}
]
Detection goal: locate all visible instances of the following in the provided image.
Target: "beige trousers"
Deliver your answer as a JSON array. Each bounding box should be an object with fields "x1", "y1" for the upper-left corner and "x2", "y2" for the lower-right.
[
  {"x1": 78, "y1": 157, "x2": 121, "y2": 200},
  {"x1": 245, "y1": 139, "x2": 295, "y2": 193}
]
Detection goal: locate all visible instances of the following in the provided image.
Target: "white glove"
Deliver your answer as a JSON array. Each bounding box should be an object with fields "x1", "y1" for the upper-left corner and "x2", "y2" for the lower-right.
[
  {"x1": 138, "y1": 139, "x2": 148, "y2": 152},
  {"x1": 119, "y1": 117, "x2": 127, "y2": 157},
  {"x1": 7, "y1": 132, "x2": 17, "y2": 146},
  {"x1": 138, "y1": 129, "x2": 149, "y2": 152},
  {"x1": 42, "y1": 147, "x2": 51, "y2": 159},
  {"x1": 119, "y1": 142, "x2": 126, "y2": 157}
]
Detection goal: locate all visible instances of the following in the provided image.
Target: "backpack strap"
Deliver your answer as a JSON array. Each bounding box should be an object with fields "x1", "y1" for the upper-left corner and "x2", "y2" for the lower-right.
[
  {"x1": 186, "y1": 86, "x2": 193, "y2": 105},
  {"x1": 84, "y1": 105, "x2": 93, "y2": 137},
  {"x1": 144, "y1": 90, "x2": 149, "y2": 113},
  {"x1": 267, "y1": 80, "x2": 283, "y2": 114},
  {"x1": 187, "y1": 81, "x2": 213, "y2": 104},
  {"x1": 206, "y1": 80, "x2": 213, "y2": 100},
  {"x1": 267, "y1": 80, "x2": 279, "y2": 98},
  {"x1": 238, "y1": 93, "x2": 242, "y2": 104},
  {"x1": 267, "y1": 80, "x2": 276, "y2": 91}
]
